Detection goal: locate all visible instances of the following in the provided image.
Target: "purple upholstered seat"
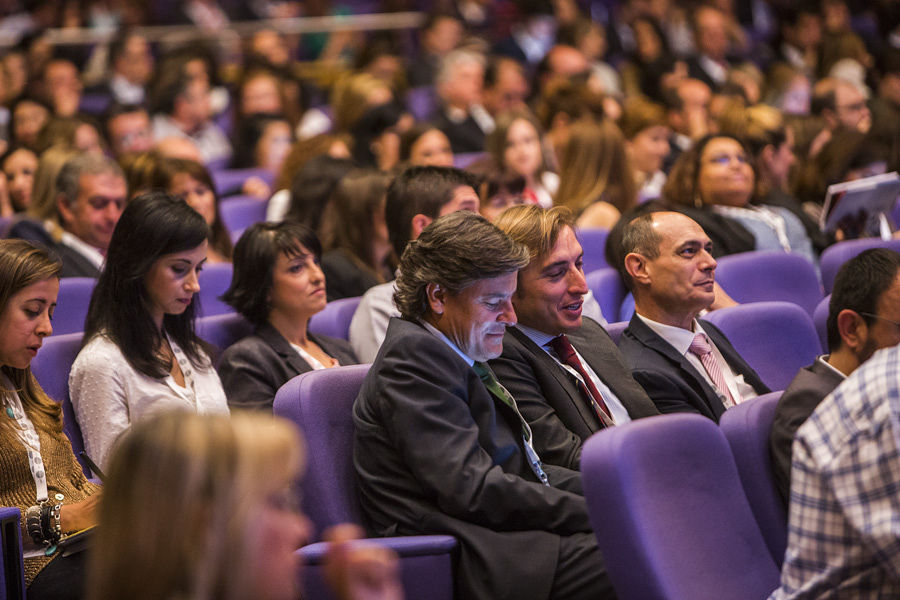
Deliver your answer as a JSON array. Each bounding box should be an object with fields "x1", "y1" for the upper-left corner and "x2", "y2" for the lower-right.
[
  {"x1": 581, "y1": 414, "x2": 780, "y2": 600},
  {"x1": 703, "y1": 301, "x2": 821, "y2": 391},
  {"x1": 576, "y1": 228, "x2": 610, "y2": 274},
  {"x1": 820, "y1": 238, "x2": 900, "y2": 294},
  {"x1": 78, "y1": 93, "x2": 111, "y2": 116},
  {"x1": 453, "y1": 152, "x2": 486, "y2": 168},
  {"x1": 210, "y1": 168, "x2": 275, "y2": 197},
  {"x1": 586, "y1": 268, "x2": 626, "y2": 325},
  {"x1": 51, "y1": 277, "x2": 96, "y2": 336},
  {"x1": 308, "y1": 296, "x2": 361, "y2": 341},
  {"x1": 0, "y1": 506, "x2": 24, "y2": 600},
  {"x1": 813, "y1": 295, "x2": 830, "y2": 353},
  {"x1": 720, "y1": 392, "x2": 787, "y2": 567},
  {"x1": 605, "y1": 321, "x2": 628, "y2": 345},
  {"x1": 274, "y1": 366, "x2": 456, "y2": 600},
  {"x1": 218, "y1": 195, "x2": 267, "y2": 239},
  {"x1": 195, "y1": 312, "x2": 254, "y2": 367},
  {"x1": 196, "y1": 263, "x2": 234, "y2": 318},
  {"x1": 404, "y1": 86, "x2": 437, "y2": 121},
  {"x1": 714, "y1": 250, "x2": 823, "y2": 316},
  {"x1": 30, "y1": 332, "x2": 90, "y2": 477}
]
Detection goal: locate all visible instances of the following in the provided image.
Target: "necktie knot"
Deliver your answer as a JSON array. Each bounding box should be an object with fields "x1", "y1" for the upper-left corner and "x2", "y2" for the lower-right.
[
  {"x1": 549, "y1": 334, "x2": 577, "y2": 362},
  {"x1": 689, "y1": 332, "x2": 712, "y2": 357}
]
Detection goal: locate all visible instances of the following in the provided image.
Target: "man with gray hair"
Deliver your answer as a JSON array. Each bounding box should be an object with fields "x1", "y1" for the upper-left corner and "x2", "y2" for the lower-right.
[
  {"x1": 353, "y1": 211, "x2": 614, "y2": 600},
  {"x1": 9, "y1": 154, "x2": 127, "y2": 277},
  {"x1": 432, "y1": 48, "x2": 495, "y2": 153}
]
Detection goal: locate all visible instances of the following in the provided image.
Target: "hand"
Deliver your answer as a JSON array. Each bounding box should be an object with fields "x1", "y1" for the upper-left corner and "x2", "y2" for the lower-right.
[
  {"x1": 242, "y1": 176, "x2": 271, "y2": 199},
  {"x1": 323, "y1": 523, "x2": 403, "y2": 600},
  {"x1": 59, "y1": 492, "x2": 101, "y2": 533}
]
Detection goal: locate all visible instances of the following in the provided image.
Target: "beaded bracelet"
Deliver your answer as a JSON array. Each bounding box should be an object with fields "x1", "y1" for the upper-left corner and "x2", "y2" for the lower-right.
[{"x1": 24, "y1": 505, "x2": 43, "y2": 545}]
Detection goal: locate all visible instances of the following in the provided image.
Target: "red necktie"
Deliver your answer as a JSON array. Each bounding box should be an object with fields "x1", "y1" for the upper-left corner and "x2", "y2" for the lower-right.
[{"x1": 549, "y1": 334, "x2": 615, "y2": 427}]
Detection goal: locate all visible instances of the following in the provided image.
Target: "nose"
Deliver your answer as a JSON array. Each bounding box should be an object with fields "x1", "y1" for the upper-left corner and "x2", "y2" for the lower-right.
[
  {"x1": 185, "y1": 268, "x2": 201, "y2": 293},
  {"x1": 699, "y1": 248, "x2": 717, "y2": 272},
  {"x1": 569, "y1": 267, "x2": 589, "y2": 295},
  {"x1": 498, "y1": 298, "x2": 517, "y2": 327},
  {"x1": 310, "y1": 260, "x2": 325, "y2": 284},
  {"x1": 36, "y1": 312, "x2": 52, "y2": 337}
]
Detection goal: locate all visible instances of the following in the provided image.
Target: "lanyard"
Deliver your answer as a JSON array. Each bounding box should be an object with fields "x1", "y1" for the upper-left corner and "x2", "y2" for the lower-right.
[
  {"x1": 2, "y1": 382, "x2": 49, "y2": 503},
  {"x1": 166, "y1": 332, "x2": 198, "y2": 407}
]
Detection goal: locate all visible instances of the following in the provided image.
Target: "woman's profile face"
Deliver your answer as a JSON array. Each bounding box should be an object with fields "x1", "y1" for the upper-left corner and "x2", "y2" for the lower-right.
[
  {"x1": 3, "y1": 148, "x2": 37, "y2": 211},
  {"x1": 409, "y1": 129, "x2": 453, "y2": 167},
  {"x1": 503, "y1": 118, "x2": 543, "y2": 180},
  {"x1": 169, "y1": 173, "x2": 217, "y2": 226},
  {"x1": 697, "y1": 137, "x2": 754, "y2": 207},
  {"x1": 629, "y1": 125, "x2": 671, "y2": 176},
  {"x1": 143, "y1": 241, "x2": 208, "y2": 324},
  {"x1": 256, "y1": 121, "x2": 293, "y2": 172},
  {"x1": 268, "y1": 244, "x2": 327, "y2": 321},
  {"x1": 0, "y1": 276, "x2": 57, "y2": 369},
  {"x1": 251, "y1": 484, "x2": 312, "y2": 600}
]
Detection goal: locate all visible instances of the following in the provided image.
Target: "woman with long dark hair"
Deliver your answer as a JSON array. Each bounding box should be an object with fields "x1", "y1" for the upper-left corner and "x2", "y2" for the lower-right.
[{"x1": 70, "y1": 192, "x2": 228, "y2": 469}]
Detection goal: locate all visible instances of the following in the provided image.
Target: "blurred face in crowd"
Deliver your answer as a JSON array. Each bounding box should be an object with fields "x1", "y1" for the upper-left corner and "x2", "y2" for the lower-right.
[
  {"x1": 513, "y1": 225, "x2": 588, "y2": 334},
  {"x1": 694, "y1": 7, "x2": 728, "y2": 61},
  {"x1": 697, "y1": 137, "x2": 754, "y2": 207},
  {"x1": 483, "y1": 60, "x2": 529, "y2": 116},
  {"x1": 176, "y1": 79, "x2": 212, "y2": 128},
  {"x1": 251, "y1": 30, "x2": 290, "y2": 67},
  {"x1": 409, "y1": 129, "x2": 454, "y2": 167},
  {"x1": 427, "y1": 271, "x2": 518, "y2": 362},
  {"x1": 241, "y1": 73, "x2": 283, "y2": 115},
  {"x1": 2, "y1": 148, "x2": 38, "y2": 211},
  {"x1": 169, "y1": 172, "x2": 216, "y2": 226},
  {"x1": 479, "y1": 189, "x2": 529, "y2": 223},
  {"x1": 108, "y1": 110, "x2": 153, "y2": 156},
  {"x1": 628, "y1": 124, "x2": 671, "y2": 176},
  {"x1": 833, "y1": 82, "x2": 871, "y2": 133},
  {"x1": 44, "y1": 59, "x2": 82, "y2": 116},
  {"x1": 12, "y1": 100, "x2": 49, "y2": 147},
  {"x1": 256, "y1": 120, "x2": 293, "y2": 172},
  {"x1": 74, "y1": 123, "x2": 103, "y2": 156},
  {"x1": 115, "y1": 34, "x2": 154, "y2": 86},
  {"x1": 764, "y1": 128, "x2": 796, "y2": 190},
  {"x1": 441, "y1": 60, "x2": 483, "y2": 109},
  {"x1": 424, "y1": 16, "x2": 463, "y2": 55},
  {"x1": 58, "y1": 172, "x2": 127, "y2": 250},
  {"x1": 504, "y1": 119, "x2": 543, "y2": 181}
]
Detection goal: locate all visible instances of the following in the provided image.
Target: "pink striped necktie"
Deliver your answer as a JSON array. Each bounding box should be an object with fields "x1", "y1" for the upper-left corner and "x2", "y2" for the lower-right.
[{"x1": 688, "y1": 332, "x2": 738, "y2": 408}]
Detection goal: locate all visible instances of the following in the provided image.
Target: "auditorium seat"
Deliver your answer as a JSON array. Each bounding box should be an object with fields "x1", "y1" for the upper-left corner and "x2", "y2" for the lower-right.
[
  {"x1": 714, "y1": 250, "x2": 823, "y2": 316},
  {"x1": 576, "y1": 227, "x2": 610, "y2": 274},
  {"x1": 813, "y1": 295, "x2": 830, "y2": 353},
  {"x1": 196, "y1": 263, "x2": 234, "y2": 318},
  {"x1": 581, "y1": 413, "x2": 780, "y2": 600},
  {"x1": 218, "y1": 195, "x2": 267, "y2": 238},
  {"x1": 404, "y1": 86, "x2": 437, "y2": 121},
  {"x1": 605, "y1": 321, "x2": 628, "y2": 345},
  {"x1": 719, "y1": 392, "x2": 787, "y2": 567},
  {"x1": 0, "y1": 506, "x2": 24, "y2": 600},
  {"x1": 274, "y1": 366, "x2": 456, "y2": 600},
  {"x1": 210, "y1": 167, "x2": 275, "y2": 197},
  {"x1": 703, "y1": 301, "x2": 821, "y2": 391},
  {"x1": 195, "y1": 312, "x2": 254, "y2": 366},
  {"x1": 820, "y1": 238, "x2": 900, "y2": 293},
  {"x1": 308, "y1": 296, "x2": 361, "y2": 341},
  {"x1": 52, "y1": 277, "x2": 96, "y2": 336},
  {"x1": 586, "y1": 268, "x2": 626, "y2": 325}
]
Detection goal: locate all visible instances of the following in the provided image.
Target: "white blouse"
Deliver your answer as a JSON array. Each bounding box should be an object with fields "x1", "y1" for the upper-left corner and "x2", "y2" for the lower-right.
[{"x1": 69, "y1": 334, "x2": 229, "y2": 470}]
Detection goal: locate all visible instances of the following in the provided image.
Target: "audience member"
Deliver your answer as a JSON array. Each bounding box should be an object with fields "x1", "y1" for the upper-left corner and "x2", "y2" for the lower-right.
[
  {"x1": 0, "y1": 239, "x2": 100, "y2": 600},
  {"x1": 618, "y1": 211, "x2": 770, "y2": 420},
  {"x1": 664, "y1": 78, "x2": 713, "y2": 167},
  {"x1": 88, "y1": 30, "x2": 153, "y2": 105},
  {"x1": 810, "y1": 76, "x2": 871, "y2": 135},
  {"x1": 482, "y1": 56, "x2": 530, "y2": 117},
  {"x1": 685, "y1": 5, "x2": 736, "y2": 92},
  {"x1": 472, "y1": 169, "x2": 530, "y2": 222},
  {"x1": 353, "y1": 210, "x2": 614, "y2": 600},
  {"x1": 1, "y1": 146, "x2": 37, "y2": 212},
  {"x1": 35, "y1": 116, "x2": 106, "y2": 156},
  {"x1": 230, "y1": 112, "x2": 293, "y2": 172},
  {"x1": 89, "y1": 411, "x2": 400, "y2": 600},
  {"x1": 770, "y1": 343, "x2": 900, "y2": 599},
  {"x1": 283, "y1": 155, "x2": 355, "y2": 234},
  {"x1": 485, "y1": 108, "x2": 557, "y2": 207},
  {"x1": 432, "y1": 49, "x2": 493, "y2": 153},
  {"x1": 399, "y1": 123, "x2": 454, "y2": 167},
  {"x1": 349, "y1": 102, "x2": 412, "y2": 172},
  {"x1": 319, "y1": 170, "x2": 394, "y2": 301},
  {"x1": 40, "y1": 58, "x2": 82, "y2": 117},
  {"x1": 348, "y1": 166, "x2": 480, "y2": 363},
  {"x1": 219, "y1": 222, "x2": 356, "y2": 411},
  {"x1": 407, "y1": 12, "x2": 463, "y2": 87},
  {"x1": 10, "y1": 95, "x2": 51, "y2": 150},
  {"x1": 770, "y1": 249, "x2": 900, "y2": 504},
  {"x1": 8, "y1": 153, "x2": 127, "y2": 277},
  {"x1": 103, "y1": 103, "x2": 154, "y2": 157},
  {"x1": 70, "y1": 192, "x2": 228, "y2": 470},
  {"x1": 490, "y1": 205, "x2": 657, "y2": 469},
  {"x1": 619, "y1": 96, "x2": 671, "y2": 201}
]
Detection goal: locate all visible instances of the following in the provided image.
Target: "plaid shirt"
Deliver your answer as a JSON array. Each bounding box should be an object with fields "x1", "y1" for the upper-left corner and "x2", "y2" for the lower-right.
[{"x1": 771, "y1": 345, "x2": 900, "y2": 599}]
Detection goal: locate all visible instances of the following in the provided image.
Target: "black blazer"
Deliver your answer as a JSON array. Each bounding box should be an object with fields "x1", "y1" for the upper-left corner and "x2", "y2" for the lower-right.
[
  {"x1": 489, "y1": 318, "x2": 659, "y2": 469},
  {"x1": 7, "y1": 219, "x2": 101, "y2": 278},
  {"x1": 353, "y1": 318, "x2": 596, "y2": 600},
  {"x1": 769, "y1": 359, "x2": 844, "y2": 504},
  {"x1": 618, "y1": 315, "x2": 770, "y2": 422},
  {"x1": 217, "y1": 322, "x2": 357, "y2": 411}
]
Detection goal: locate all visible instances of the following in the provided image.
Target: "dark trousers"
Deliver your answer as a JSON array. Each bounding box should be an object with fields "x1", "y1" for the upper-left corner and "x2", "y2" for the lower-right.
[
  {"x1": 27, "y1": 552, "x2": 87, "y2": 600},
  {"x1": 549, "y1": 532, "x2": 617, "y2": 600}
]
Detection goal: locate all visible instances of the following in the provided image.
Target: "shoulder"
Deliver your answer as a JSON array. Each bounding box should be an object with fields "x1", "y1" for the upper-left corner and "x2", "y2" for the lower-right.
[
  {"x1": 576, "y1": 201, "x2": 621, "y2": 230},
  {"x1": 73, "y1": 335, "x2": 127, "y2": 368}
]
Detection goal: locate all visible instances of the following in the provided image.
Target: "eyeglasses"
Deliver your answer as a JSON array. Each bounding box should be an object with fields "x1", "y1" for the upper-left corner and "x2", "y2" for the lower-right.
[{"x1": 859, "y1": 312, "x2": 900, "y2": 329}]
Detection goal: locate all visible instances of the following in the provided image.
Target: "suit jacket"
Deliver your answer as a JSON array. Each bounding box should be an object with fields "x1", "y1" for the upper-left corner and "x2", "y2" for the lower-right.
[
  {"x1": 618, "y1": 315, "x2": 770, "y2": 422},
  {"x1": 218, "y1": 322, "x2": 357, "y2": 411},
  {"x1": 321, "y1": 249, "x2": 381, "y2": 302},
  {"x1": 432, "y1": 109, "x2": 487, "y2": 154},
  {"x1": 489, "y1": 318, "x2": 659, "y2": 469},
  {"x1": 353, "y1": 317, "x2": 595, "y2": 600},
  {"x1": 7, "y1": 218, "x2": 101, "y2": 278},
  {"x1": 769, "y1": 359, "x2": 844, "y2": 505}
]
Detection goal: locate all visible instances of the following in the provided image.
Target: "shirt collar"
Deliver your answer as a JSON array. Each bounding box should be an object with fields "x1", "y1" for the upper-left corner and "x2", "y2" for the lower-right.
[
  {"x1": 419, "y1": 319, "x2": 475, "y2": 366},
  {"x1": 817, "y1": 355, "x2": 848, "y2": 380},
  {"x1": 514, "y1": 323, "x2": 558, "y2": 350},
  {"x1": 636, "y1": 312, "x2": 703, "y2": 355}
]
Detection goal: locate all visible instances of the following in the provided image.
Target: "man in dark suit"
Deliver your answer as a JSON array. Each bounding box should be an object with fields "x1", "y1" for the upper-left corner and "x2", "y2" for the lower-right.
[
  {"x1": 770, "y1": 249, "x2": 900, "y2": 503},
  {"x1": 431, "y1": 49, "x2": 494, "y2": 153},
  {"x1": 354, "y1": 211, "x2": 614, "y2": 600},
  {"x1": 618, "y1": 211, "x2": 769, "y2": 421},
  {"x1": 490, "y1": 205, "x2": 658, "y2": 470}
]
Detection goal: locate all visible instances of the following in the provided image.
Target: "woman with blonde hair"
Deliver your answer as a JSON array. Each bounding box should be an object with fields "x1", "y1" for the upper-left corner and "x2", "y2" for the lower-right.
[
  {"x1": 26, "y1": 146, "x2": 78, "y2": 223},
  {"x1": 0, "y1": 239, "x2": 100, "y2": 599},
  {"x1": 89, "y1": 411, "x2": 400, "y2": 600},
  {"x1": 554, "y1": 118, "x2": 637, "y2": 229}
]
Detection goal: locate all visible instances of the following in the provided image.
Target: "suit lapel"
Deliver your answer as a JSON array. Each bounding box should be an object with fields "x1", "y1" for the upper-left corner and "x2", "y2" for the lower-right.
[{"x1": 257, "y1": 323, "x2": 314, "y2": 377}]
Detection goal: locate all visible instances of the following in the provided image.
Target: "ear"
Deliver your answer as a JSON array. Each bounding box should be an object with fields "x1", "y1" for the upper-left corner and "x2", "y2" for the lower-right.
[
  {"x1": 426, "y1": 282, "x2": 446, "y2": 315},
  {"x1": 410, "y1": 213, "x2": 433, "y2": 240},
  {"x1": 624, "y1": 252, "x2": 651, "y2": 286},
  {"x1": 760, "y1": 144, "x2": 775, "y2": 167},
  {"x1": 837, "y1": 309, "x2": 867, "y2": 352},
  {"x1": 56, "y1": 193, "x2": 74, "y2": 227}
]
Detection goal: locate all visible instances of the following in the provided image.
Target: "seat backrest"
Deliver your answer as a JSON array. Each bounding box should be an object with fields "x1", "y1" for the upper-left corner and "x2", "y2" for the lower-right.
[
  {"x1": 52, "y1": 277, "x2": 96, "y2": 336},
  {"x1": 581, "y1": 414, "x2": 780, "y2": 600},
  {"x1": 703, "y1": 301, "x2": 821, "y2": 391},
  {"x1": 273, "y1": 365, "x2": 371, "y2": 539},
  {"x1": 576, "y1": 227, "x2": 610, "y2": 274},
  {"x1": 715, "y1": 250, "x2": 823, "y2": 316},
  {"x1": 309, "y1": 296, "x2": 362, "y2": 341},
  {"x1": 30, "y1": 332, "x2": 90, "y2": 477},
  {"x1": 218, "y1": 195, "x2": 268, "y2": 238},
  {"x1": 196, "y1": 263, "x2": 234, "y2": 317},
  {"x1": 605, "y1": 321, "x2": 628, "y2": 345},
  {"x1": 820, "y1": 238, "x2": 900, "y2": 293},
  {"x1": 585, "y1": 268, "x2": 626, "y2": 325},
  {"x1": 813, "y1": 294, "x2": 830, "y2": 354},
  {"x1": 404, "y1": 86, "x2": 436, "y2": 121},
  {"x1": 0, "y1": 506, "x2": 25, "y2": 600},
  {"x1": 720, "y1": 392, "x2": 787, "y2": 566},
  {"x1": 210, "y1": 167, "x2": 275, "y2": 196},
  {"x1": 195, "y1": 312, "x2": 254, "y2": 366}
]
